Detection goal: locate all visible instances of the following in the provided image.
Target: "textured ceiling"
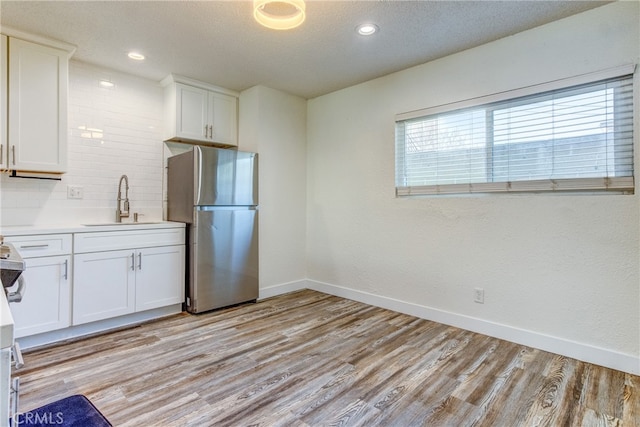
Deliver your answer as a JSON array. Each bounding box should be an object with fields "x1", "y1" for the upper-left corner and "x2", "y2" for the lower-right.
[{"x1": 0, "y1": 1, "x2": 610, "y2": 99}]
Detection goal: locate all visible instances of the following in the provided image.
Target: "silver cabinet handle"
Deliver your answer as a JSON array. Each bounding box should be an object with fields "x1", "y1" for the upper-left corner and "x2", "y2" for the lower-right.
[
  {"x1": 131, "y1": 252, "x2": 135, "y2": 271},
  {"x1": 11, "y1": 145, "x2": 15, "y2": 165},
  {"x1": 0, "y1": 143, "x2": 3, "y2": 164},
  {"x1": 138, "y1": 252, "x2": 142, "y2": 270},
  {"x1": 19, "y1": 244, "x2": 49, "y2": 249},
  {"x1": 204, "y1": 125, "x2": 208, "y2": 138},
  {"x1": 63, "y1": 259, "x2": 68, "y2": 280},
  {"x1": 209, "y1": 125, "x2": 214, "y2": 138}
]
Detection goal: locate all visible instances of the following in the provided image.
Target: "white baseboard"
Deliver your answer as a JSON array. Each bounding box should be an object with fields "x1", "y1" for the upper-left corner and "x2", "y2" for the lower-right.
[
  {"x1": 16, "y1": 304, "x2": 183, "y2": 351},
  {"x1": 305, "y1": 279, "x2": 639, "y2": 376},
  {"x1": 259, "y1": 279, "x2": 309, "y2": 300}
]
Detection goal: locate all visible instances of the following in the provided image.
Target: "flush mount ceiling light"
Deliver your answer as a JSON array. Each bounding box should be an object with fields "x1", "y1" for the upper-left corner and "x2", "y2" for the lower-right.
[
  {"x1": 254, "y1": 0, "x2": 305, "y2": 30},
  {"x1": 356, "y1": 23, "x2": 379, "y2": 36},
  {"x1": 127, "y1": 51, "x2": 145, "y2": 61}
]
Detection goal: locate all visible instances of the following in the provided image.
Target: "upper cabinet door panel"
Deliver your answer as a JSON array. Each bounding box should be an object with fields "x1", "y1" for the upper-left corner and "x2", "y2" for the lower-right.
[
  {"x1": 1, "y1": 35, "x2": 7, "y2": 170},
  {"x1": 210, "y1": 92, "x2": 237, "y2": 146},
  {"x1": 8, "y1": 37, "x2": 68, "y2": 173},
  {"x1": 176, "y1": 83, "x2": 208, "y2": 141}
]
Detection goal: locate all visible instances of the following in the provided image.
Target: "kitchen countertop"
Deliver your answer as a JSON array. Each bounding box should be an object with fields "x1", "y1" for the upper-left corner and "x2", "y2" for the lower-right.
[
  {"x1": 0, "y1": 221, "x2": 185, "y2": 237},
  {"x1": 0, "y1": 291, "x2": 14, "y2": 349}
]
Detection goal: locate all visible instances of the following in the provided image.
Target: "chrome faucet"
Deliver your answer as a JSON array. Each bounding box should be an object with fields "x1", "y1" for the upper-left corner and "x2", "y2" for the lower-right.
[{"x1": 116, "y1": 174, "x2": 130, "y2": 222}]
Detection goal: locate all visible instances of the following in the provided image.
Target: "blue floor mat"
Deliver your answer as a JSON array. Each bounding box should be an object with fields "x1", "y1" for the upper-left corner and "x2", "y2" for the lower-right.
[{"x1": 12, "y1": 394, "x2": 111, "y2": 427}]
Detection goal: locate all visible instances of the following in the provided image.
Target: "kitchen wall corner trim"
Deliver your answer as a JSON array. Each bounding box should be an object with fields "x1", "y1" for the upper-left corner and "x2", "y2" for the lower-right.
[{"x1": 258, "y1": 279, "x2": 309, "y2": 300}]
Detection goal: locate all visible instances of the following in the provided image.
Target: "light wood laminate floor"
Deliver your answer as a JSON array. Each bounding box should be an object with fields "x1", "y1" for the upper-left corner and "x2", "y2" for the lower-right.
[{"x1": 14, "y1": 290, "x2": 640, "y2": 426}]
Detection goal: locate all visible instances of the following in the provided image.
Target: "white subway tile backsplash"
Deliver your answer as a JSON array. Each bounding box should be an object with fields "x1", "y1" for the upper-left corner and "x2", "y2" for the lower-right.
[{"x1": 0, "y1": 61, "x2": 166, "y2": 226}]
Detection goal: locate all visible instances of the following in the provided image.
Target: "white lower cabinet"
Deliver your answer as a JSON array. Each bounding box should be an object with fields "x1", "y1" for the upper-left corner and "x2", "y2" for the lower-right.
[
  {"x1": 135, "y1": 245, "x2": 185, "y2": 312},
  {"x1": 73, "y1": 245, "x2": 185, "y2": 325},
  {"x1": 10, "y1": 255, "x2": 71, "y2": 337},
  {"x1": 73, "y1": 249, "x2": 136, "y2": 325},
  {"x1": 5, "y1": 234, "x2": 72, "y2": 338},
  {"x1": 72, "y1": 228, "x2": 185, "y2": 326}
]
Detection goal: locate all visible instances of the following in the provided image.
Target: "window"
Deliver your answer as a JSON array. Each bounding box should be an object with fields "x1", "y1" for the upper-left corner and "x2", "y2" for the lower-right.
[{"x1": 395, "y1": 67, "x2": 635, "y2": 196}]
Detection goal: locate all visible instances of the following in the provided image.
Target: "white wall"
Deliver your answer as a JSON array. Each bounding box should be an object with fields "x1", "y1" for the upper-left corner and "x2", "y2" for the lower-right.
[
  {"x1": 0, "y1": 61, "x2": 165, "y2": 226},
  {"x1": 239, "y1": 86, "x2": 308, "y2": 292},
  {"x1": 306, "y1": 1, "x2": 640, "y2": 373},
  {"x1": 1, "y1": 1, "x2": 637, "y2": 375}
]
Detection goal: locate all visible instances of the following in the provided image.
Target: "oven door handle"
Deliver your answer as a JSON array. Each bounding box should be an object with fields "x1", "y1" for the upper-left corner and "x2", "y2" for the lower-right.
[
  {"x1": 11, "y1": 377, "x2": 20, "y2": 421},
  {"x1": 6, "y1": 275, "x2": 25, "y2": 303}
]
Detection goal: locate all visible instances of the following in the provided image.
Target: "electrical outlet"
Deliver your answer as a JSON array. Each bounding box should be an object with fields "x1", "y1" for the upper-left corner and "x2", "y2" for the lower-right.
[
  {"x1": 67, "y1": 185, "x2": 84, "y2": 199},
  {"x1": 474, "y1": 287, "x2": 484, "y2": 304}
]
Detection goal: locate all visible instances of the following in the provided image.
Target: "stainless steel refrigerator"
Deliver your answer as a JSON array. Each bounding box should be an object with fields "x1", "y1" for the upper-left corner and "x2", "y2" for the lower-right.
[{"x1": 167, "y1": 145, "x2": 258, "y2": 313}]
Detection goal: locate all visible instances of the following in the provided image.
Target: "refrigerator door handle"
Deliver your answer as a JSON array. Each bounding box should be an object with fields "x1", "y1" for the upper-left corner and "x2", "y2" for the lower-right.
[
  {"x1": 196, "y1": 205, "x2": 258, "y2": 211},
  {"x1": 195, "y1": 146, "x2": 203, "y2": 204}
]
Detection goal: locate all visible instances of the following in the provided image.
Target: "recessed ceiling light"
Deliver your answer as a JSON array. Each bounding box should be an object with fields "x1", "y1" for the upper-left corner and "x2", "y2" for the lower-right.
[
  {"x1": 99, "y1": 80, "x2": 115, "y2": 88},
  {"x1": 356, "y1": 23, "x2": 378, "y2": 36},
  {"x1": 127, "y1": 52, "x2": 145, "y2": 61}
]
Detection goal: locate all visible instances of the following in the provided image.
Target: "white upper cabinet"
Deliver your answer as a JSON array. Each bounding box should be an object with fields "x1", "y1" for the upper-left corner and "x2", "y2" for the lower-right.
[
  {"x1": 174, "y1": 83, "x2": 209, "y2": 141},
  {"x1": 209, "y1": 89, "x2": 237, "y2": 145},
  {"x1": 1, "y1": 30, "x2": 74, "y2": 176},
  {"x1": 9, "y1": 38, "x2": 68, "y2": 174},
  {"x1": 1, "y1": 35, "x2": 7, "y2": 171},
  {"x1": 162, "y1": 74, "x2": 238, "y2": 147}
]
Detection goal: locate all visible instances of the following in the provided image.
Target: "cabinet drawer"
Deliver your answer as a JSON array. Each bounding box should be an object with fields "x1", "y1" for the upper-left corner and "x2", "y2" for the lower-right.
[
  {"x1": 5, "y1": 234, "x2": 72, "y2": 258},
  {"x1": 74, "y1": 228, "x2": 185, "y2": 253}
]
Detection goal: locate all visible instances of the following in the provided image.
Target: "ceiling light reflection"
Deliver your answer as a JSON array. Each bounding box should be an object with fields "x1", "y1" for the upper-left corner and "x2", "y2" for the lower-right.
[
  {"x1": 127, "y1": 52, "x2": 145, "y2": 61},
  {"x1": 356, "y1": 23, "x2": 379, "y2": 36}
]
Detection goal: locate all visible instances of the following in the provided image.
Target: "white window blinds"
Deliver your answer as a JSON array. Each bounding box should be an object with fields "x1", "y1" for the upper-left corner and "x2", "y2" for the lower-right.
[{"x1": 395, "y1": 67, "x2": 635, "y2": 196}]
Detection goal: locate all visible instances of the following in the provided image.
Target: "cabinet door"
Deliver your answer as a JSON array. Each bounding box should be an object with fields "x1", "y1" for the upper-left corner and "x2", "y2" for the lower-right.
[
  {"x1": 175, "y1": 83, "x2": 208, "y2": 141},
  {"x1": 135, "y1": 246, "x2": 185, "y2": 312},
  {"x1": 73, "y1": 250, "x2": 135, "y2": 325},
  {"x1": 0, "y1": 35, "x2": 7, "y2": 170},
  {"x1": 209, "y1": 91, "x2": 237, "y2": 146},
  {"x1": 9, "y1": 255, "x2": 71, "y2": 337},
  {"x1": 8, "y1": 37, "x2": 68, "y2": 173}
]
